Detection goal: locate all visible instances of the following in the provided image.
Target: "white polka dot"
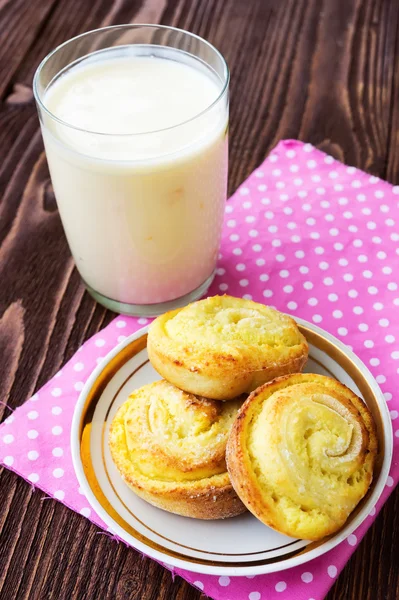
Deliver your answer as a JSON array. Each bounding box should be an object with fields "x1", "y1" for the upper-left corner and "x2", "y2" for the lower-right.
[
  {"x1": 353, "y1": 306, "x2": 363, "y2": 315},
  {"x1": 379, "y1": 318, "x2": 389, "y2": 327},
  {"x1": 249, "y1": 230, "x2": 258, "y2": 238},
  {"x1": 268, "y1": 225, "x2": 278, "y2": 234},
  {"x1": 328, "y1": 565, "x2": 337, "y2": 578},
  {"x1": 256, "y1": 258, "x2": 265, "y2": 266},
  {"x1": 364, "y1": 340, "x2": 374, "y2": 348},
  {"x1": 338, "y1": 327, "x2": 348, "y2": 336},
  {"x1": 27, "y1": 411, "x2": 39, "y2": 420},
  {"x1": 369, "y1": 506, "x2": 376, "y2": 516},
  {"x1": 239, "y1": 279, "x2": 249, "y2": 287},
  {"x1": 276, "y1": 254, "x2": 286, "y2": 262},
  {"x1": 329, "y1": 170, "x2": 338, "y2": 179},
  {"x1": 325, "y1": 213, "x2": 334, "y2": 222},
  {"x1": 343, "y1": 273, "x2": 353, "y2": 282},
  {"x1": 243, "y1": 294, "x2": 253, "y2": 301},
  {"x1": 333, "y1": 310, "x2": 343, "y2": 319},
  {"x1": 235, "y1": 264, "x2": 245, "y2": 272},
  {"x1": 3, "y1": 434, "x2": 14, "y2": 444},
  {"x1": 386, "y1": 476, "x2": 394, "y2": 487},
  {"x1": 287, "y1": 301, "x2": 298, "y2": 310},
  {"x1": 338, "y1": 258, "x2": 348, "y2": 267},
  {"x1": 295, "y1": 250, "x2": 305, "y2": 259},
  {"x1": 194, "y1": 581, "x2": 204, "y2": 591},
  {"x1": 301, "y1": 572, "x2": 313, "y2": 583},
  {"x1": 252, "y1": 244, "x2": 262, "y2": 252},
  {"x1": 218, "y1": 576, "x2": 230, "y2": 587},
  {"x1": 74, "y1": 362, "x2": 84, "y2": 372},
  {"x1": 260, "y1": 274, "x2": 269, "y2": 282},
  {"x1": 74, "y1": 382, "x2": 84, "y2": 392},
  {"x1": 249, "y1": 593, "x2": 261, "y2": 600},
  {"x1": 385, "y1": 335, "x2": 395, "y2": 344},
  {"x1": 50, "y1": 388, "x2": 62, "y2": 398},
  {"x1": 370, "y1": 358, "x2": 380, "y2": 366},
  {"x1": 117, "y1": 335, "x2": 127, "y2": 343},
  {"x1": 28, "y1": 450, "x2": 39, "y2": 461},
  {"x1": 388, "y1": 282, "x2": 398, "y2": 291},
  {"x1": 116, "y1": 320, "x2": 126, "y2": 329},
  {"x1": 323, "y1": 277, "x2": 334, "y2": 286},
  {"x1": 303, "y1": 281, "x2": 313, "y2": 290},
  {"x1": 227, "y1": 219, "x2": 236, "y2": 228},
  {"x1": 283, "y1": 285, "x2": 293, "y2": 293},
  {"x1": 382, "y1": 266, "x2": 392, "y2": 275},
  {"x1": 53, "y1": 468, "x2": 64, "y2": 478},
  {"x1": 298, "y1": 190, "x2": 308, "y2": 198},
  {"x1": 275, "y1": 582, "x2": 287, "y2": 593},
  {"x1": 367, "y1": 221, "x2": 377, "y2": 230},
  {"x1": 328, "y1": 293, "x2": 338, "y2": 302},
  {"x1": 4, "y1": 415, "x2": 14, "y2": 425},
  {"x1": 308, "y1": 298, "x2": 318, "y2": 306},
  {"x1": 396, "y1": 430, "x2": 399, "y2": 438},
  {"x1": 52, "y1": 447, "x2": 63, "y2": 457},
  {"x1": 385, "y1": 392, "x2": 393, "y2": 401},
  {"x1": 376, "y1": 375, "x2": 387, "y2": 384},
  {"x1": 26, "y1": 430, "x2": 38, "y2": 441},
  {"x1": 294, "y1": 178, "x2": 303, "y2": 186},
  {"x1": 358, "y1": 255, "x2": 368, "y2": 263},
  {"x1": 219, "y1": 283, "x2": 228, "y2": 291},
  {"x1": 312, "y1": 315, "x2": 322, "y2": 323},
  {"x1": 245, "y1": 215, "x2": 256, "y2": 223},
  {"x1": 28, "y1": 473, "x2": 39, "y2": 484},
  {"x1": 299, "y1": 266, "x2": 309, "y2": 274},
  {"x1": 319, "y1": 261, "x2": 329, "y2": 270},
  {"x1": 80, "y1": 507, "x2": 91, "y2": 517},
  {"x1": 363, "y1": 270, "x2": 373, "y2": 279},
  {"x1": 3, "y1": 456, "x2": 14, "y2": 466},
  {"x1": 54, "y1": 490, "x2": 65, "y2": 500},
  {"x1": 52, "y1": 426, "x2": 63, "y2": 436},
  {"x1": 279, "y1": 270, "x2": 289, "y2": 278},
  {"x1": 51, "y1": 407, "x2": 63, "y2": 418},
  {"x1": 263, "y1": 290, "x2": 273, "y2": 298},
  {"x1": 347, "y1": 534, "x2": 357, "y2": 546},
  {"x1": 390, "y1": 410, "x2": 398, "y2": 420},
  {"x1": 314, "y1": 246, "x2": 324, "y2": 255},
  {"x1": 291, "y1": 235, "x2": 301, "y2": 243},
  {"x1": 329, "y1": 228, "x2": 339, "y2": 236},
  {"x1": 359, "y1": 323, "x2": 368, "y2": 332},
  {"x1": 302, "y1": 203, "x2": 311, "y2": 211},
  {"x1": 348, "y1": 289, "x2": 358, "y2": 298},
  {"x1": 230, "y1": 234, "x2": 239, "y2": 242},
  {"x1": 233, "y1": 248, "x2": 242, "y2": 256},
  {"x1": 95, "y1": 338, "x2": 106, "y2": 347}
]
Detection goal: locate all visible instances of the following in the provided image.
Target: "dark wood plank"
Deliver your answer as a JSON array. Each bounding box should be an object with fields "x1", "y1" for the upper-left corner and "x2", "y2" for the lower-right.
[{"x1": 0, "y1": 0, "x2": 398, "y2": 599}]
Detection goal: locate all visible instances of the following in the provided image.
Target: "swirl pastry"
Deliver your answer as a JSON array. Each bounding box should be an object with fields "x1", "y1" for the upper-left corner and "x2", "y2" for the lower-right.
[
  {"x1": 226, "y1": 373, "x2": 378, "y2": 540},
  {"x1": 147, "y1": 295, "x2": 308, "y2": 401},
  {"x1": 109, "y1": 380, "x2": 246, "y2": 519}
]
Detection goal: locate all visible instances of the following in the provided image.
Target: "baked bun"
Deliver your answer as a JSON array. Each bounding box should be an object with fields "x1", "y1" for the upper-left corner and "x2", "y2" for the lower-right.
[
  {"x1": 109, "y1": 380, "x2": 246, "y2": 519},
  {"x1": 147, "y1": 295, "x2": 308, "y2": 401},
  {"x1": 226, "y1": 373, "x2": 378, "y2": 540}
]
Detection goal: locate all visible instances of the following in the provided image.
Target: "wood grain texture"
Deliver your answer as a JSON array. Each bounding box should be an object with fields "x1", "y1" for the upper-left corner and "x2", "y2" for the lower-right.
[{"x1": 0, "y1": 0, "x2": 398, "y2": 599}]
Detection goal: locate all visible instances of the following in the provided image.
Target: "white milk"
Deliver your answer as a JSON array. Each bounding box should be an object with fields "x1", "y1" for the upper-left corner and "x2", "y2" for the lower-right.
[{"x1": 42, "y1": 48, "x2": 228, "y2": 306}]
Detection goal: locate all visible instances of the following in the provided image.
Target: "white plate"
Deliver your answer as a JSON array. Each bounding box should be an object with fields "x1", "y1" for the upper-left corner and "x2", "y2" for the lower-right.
[{"x1": 71, "y1": 318, "x2": 393, "y2": 576}]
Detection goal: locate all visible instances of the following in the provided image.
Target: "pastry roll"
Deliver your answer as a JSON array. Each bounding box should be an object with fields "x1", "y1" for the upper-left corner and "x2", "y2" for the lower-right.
[
  {"x1": 147, "y1": 295, "x2": 308, "y2": 401},
  {"x1": 109, "y1": 380, "x2": 246, "y2": 519},
  {"x1": 226, "y1": 373, "x2": 378, "y2": 540}
]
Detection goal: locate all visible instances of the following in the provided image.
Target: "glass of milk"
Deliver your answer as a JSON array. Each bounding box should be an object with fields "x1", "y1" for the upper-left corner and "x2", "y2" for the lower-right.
[{"x1": 33, "y1": 25, "x2": 229, "y2": 316}]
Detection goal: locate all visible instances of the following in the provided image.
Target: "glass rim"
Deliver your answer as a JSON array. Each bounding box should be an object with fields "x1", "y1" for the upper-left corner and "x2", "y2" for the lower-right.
[{"x1": 33, "y1": 23, "x2": 230, "y2": 137}]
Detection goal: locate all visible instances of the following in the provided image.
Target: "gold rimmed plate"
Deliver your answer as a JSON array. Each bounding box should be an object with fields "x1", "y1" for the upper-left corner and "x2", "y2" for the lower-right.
[{"x1": 71, "y1": 318, "x2": 393, "y2": 576}]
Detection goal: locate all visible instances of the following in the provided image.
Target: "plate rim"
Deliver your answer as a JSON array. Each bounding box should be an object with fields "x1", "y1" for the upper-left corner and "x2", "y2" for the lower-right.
[{"x1": 71, "y1": 318, "x2": 393, "y2": 576}]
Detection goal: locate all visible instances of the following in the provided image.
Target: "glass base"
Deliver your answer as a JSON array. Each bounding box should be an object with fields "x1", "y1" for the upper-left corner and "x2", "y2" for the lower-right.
[{"x1": 84, "y1": 272, "x2": 216, "y2": 317}]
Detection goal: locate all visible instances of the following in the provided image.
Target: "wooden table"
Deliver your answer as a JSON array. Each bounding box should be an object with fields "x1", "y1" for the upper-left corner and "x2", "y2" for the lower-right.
[{"x1": 0, "y1": 1, "x2": 398, "y2": 598}]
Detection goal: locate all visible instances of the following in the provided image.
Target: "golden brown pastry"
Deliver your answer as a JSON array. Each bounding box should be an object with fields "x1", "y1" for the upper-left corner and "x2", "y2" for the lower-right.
[
  {"x1": 109, "y1": 380, "x2": 246, "y2": 519},
  {"x1": 147, "y1": 295, "x2": 308, "y2": 401},
  {"x1": 226, "y1": 373, "x2": 378, "y2": 540}
]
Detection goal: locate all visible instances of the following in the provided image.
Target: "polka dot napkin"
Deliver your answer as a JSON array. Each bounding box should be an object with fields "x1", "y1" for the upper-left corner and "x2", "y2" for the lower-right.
[{"x1": 1, "y1": 139, "x2": 398, "y2": 600}]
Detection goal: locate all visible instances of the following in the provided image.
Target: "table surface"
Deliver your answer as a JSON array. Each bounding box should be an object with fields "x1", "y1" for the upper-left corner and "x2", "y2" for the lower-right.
[{"x1": 0, "y1": 0, "x2": 398, "y2": 599}]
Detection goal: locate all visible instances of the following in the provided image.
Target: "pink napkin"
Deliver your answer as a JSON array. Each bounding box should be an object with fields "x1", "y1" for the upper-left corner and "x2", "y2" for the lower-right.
[{"x1": 1, "y1": 140, "x2": 398, "y2": 600}]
